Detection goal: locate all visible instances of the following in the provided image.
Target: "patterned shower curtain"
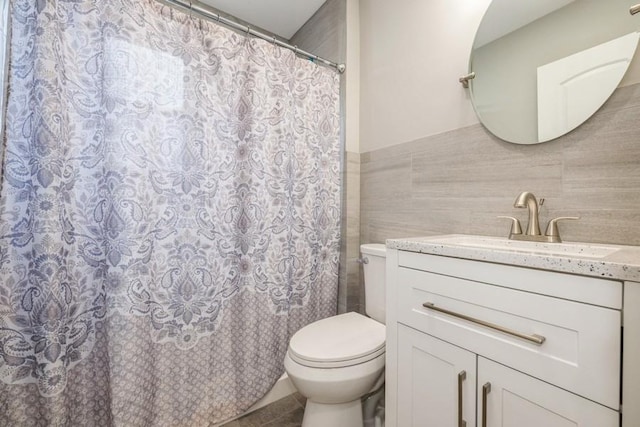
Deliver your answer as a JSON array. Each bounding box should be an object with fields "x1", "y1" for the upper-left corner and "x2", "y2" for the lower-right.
[{"x1": 0, "y1": 0, "x2": 341, "y2": 425}]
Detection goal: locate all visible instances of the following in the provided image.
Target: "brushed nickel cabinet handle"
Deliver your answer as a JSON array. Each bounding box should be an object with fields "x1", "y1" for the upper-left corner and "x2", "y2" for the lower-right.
[
  {"x1": 422, "y1": 302, "x2": 546, "y2": 345},
  {"x1": 458, "y1": 370, "x2": 467, "y2": 427},
  {"x1": 482, "y1": 382, "x2": 491, "y2": 427}
]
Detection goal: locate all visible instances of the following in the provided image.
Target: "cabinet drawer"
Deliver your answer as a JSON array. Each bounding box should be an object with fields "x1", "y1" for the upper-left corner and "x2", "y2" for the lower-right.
[
  {"x1": 397, "y1": 266, "x2": 621, "y2": 409},
  {"x1": 398, "y1": 251, "x2": 622, "y2": 308}
]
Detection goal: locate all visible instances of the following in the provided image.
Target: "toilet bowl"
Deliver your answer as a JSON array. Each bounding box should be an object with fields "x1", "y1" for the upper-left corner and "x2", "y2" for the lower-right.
[
  {"x1": 285, "y1": 244, "x2": 387, "y2": 427},
  {"x1": 285, "y1": 312, "x2": 385, "y2": 426}
]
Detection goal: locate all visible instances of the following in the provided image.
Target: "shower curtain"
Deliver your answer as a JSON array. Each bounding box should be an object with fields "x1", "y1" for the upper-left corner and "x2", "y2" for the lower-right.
[{"x1": 0, "y1": 0, "x2": 341, "y2": 425}]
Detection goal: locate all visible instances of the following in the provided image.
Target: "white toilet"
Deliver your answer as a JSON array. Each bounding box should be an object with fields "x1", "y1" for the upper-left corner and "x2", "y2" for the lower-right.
[{"x1": 284, "y1": 243, "x2": 387, "y2": 427}]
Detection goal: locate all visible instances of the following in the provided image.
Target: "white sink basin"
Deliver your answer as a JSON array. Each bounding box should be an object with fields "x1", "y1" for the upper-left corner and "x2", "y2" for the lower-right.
[{"x1": 427, "y1": 235, "x2": 620, "y2": 259}]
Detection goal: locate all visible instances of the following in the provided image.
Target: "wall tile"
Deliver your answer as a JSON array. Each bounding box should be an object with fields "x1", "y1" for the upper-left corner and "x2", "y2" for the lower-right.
[
  {"x1": 361, "y1": 82, "x2": 640, "y2": 247},
  {"x1": 344, "y1": 151, "x2": 361, "y2": 313},
  {"x1": 361, "y1": 156, "x2": 412, "y2": 212},
  {"x1": 290, "y1": 0, "x2": 346, "y2": 64}
]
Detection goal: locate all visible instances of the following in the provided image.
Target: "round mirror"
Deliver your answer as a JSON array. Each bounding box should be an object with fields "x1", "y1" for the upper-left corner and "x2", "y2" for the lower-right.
[{"x1": 470, "y1": 0, "x2": 640, "y2": 144}]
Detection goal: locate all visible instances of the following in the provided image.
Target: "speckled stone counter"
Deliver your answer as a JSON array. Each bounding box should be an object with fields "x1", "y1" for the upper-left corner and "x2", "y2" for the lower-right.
[{"x1": 386, "y1": 234, "x2": 640, "y2": 282}]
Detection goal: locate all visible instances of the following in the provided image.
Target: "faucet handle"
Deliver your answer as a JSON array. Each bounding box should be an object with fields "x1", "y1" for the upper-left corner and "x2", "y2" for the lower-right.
[
  {"x1": 544, "y1": 217, "x2": 580, "y2": 242},
  {"x1": 497, "y1": 216, "x2": 523, "y2": 236}
]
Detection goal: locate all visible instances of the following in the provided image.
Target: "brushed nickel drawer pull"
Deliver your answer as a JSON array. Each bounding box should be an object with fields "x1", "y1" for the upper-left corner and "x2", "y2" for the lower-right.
[
  {"x1": 422, "y1": 302, "x2": 546, "y2": 345},
  {"x1": 458, "y1": 370, "x2": 467, "y2": 427},
  {"x1": 482, "y1": 382, "x2": 491, "y2": 427}
]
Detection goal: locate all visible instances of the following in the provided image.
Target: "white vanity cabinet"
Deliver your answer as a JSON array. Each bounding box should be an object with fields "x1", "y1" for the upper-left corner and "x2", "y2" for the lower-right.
[{"x1": 386, "y1": 248, "x2": 625, "y2": 427}]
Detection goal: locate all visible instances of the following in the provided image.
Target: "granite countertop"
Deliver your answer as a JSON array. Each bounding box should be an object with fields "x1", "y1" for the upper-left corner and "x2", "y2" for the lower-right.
[{"x1": 386, "y1": 234, "x2": 640, "y2": 282}]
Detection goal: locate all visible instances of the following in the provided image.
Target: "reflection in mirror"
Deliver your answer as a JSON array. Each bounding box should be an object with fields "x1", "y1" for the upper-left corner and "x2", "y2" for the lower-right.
[{"x1": 470, "y1": 0, "x2": 640, "y2": 145}]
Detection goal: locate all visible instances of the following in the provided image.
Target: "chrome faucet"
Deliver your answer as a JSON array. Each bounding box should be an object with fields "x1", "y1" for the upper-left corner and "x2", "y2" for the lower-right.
[{"x1": 499, "y1": 191, "x2": 579, "y2": 243}]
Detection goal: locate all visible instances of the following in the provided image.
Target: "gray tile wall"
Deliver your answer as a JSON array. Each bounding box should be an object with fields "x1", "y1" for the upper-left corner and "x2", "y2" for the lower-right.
[
  {"x1": 361, "y1": 83, "x2": 640, "y2": 247},
  {"x1": 344, "y1": 151, "x2": 362, "y2": 313},
  {"x1": 194, "y1": 2, "x2": 288, "y2": 43},
  {"x1": 290, "y1": 0, "x2": 346, "y2": 65},
  {"x1": 290, "y1": 1, "x2": 359, "y2": 314}
]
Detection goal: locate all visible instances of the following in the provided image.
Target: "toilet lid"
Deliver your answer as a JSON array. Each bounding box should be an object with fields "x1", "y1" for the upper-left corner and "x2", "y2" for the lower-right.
[{"x1": 288, "y1": 312, "x2": 385, "y2": 368}]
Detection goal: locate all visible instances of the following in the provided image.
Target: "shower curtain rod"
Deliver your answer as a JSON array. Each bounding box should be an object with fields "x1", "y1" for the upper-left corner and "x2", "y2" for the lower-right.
[{"x1": 163, "y1": 0, "x2": 346, "y2": 73}]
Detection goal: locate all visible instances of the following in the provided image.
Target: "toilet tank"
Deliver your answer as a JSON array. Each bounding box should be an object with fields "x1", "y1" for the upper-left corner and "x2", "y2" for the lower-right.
[{"x1": 360, "y1": 243, "x2": 387, "y2": 324}]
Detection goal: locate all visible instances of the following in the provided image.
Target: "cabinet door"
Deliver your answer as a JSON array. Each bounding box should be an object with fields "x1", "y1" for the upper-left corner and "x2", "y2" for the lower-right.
[
  {"x1": 478, "y1": 357, "x2": 619, "y2": 427},
  {"x1": 397, "y1": 325, "x2": 476, "y2": 427}
]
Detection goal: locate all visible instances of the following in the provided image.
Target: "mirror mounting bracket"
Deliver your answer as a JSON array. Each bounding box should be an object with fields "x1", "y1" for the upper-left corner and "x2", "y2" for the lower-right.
[{"x1": 459, "y1": 72, "x2": 475, "y2": 88}]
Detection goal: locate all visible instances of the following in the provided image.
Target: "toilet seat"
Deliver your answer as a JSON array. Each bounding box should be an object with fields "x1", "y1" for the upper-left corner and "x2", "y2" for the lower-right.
[{"x1": 288, "y1": 312, "x2": 386, "y2": 369}]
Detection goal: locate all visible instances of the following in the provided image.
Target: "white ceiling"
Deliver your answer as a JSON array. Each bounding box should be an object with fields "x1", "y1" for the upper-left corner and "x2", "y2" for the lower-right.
[{"x1": 200, "y1": 0, "x2": 326, "y2": 40}]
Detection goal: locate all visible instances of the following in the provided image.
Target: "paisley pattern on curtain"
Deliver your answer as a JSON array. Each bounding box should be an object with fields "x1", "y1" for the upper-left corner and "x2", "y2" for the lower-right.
[{"x1": 0, "y1": 0, "x2": 340, "y2": 424}]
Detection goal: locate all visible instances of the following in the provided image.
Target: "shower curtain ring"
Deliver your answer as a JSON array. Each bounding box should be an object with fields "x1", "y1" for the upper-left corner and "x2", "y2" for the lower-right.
[
  {"x1": 272, "y1": 35, "x2": 277, "y2": 46},
  {"x1": 294, "y1": 45, "x2": 299, "y2": 55}
]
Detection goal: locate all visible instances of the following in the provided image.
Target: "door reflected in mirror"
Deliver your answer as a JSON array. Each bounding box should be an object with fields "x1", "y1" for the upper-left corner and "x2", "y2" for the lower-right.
[{"x1": 470, "y1": 0, "x2": 640, "y2": 145}]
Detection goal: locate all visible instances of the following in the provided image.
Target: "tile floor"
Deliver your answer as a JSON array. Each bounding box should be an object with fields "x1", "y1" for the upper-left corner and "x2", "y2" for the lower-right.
[{"x1": 220, "y1": 393, "x2": 306, "y2": 427}]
